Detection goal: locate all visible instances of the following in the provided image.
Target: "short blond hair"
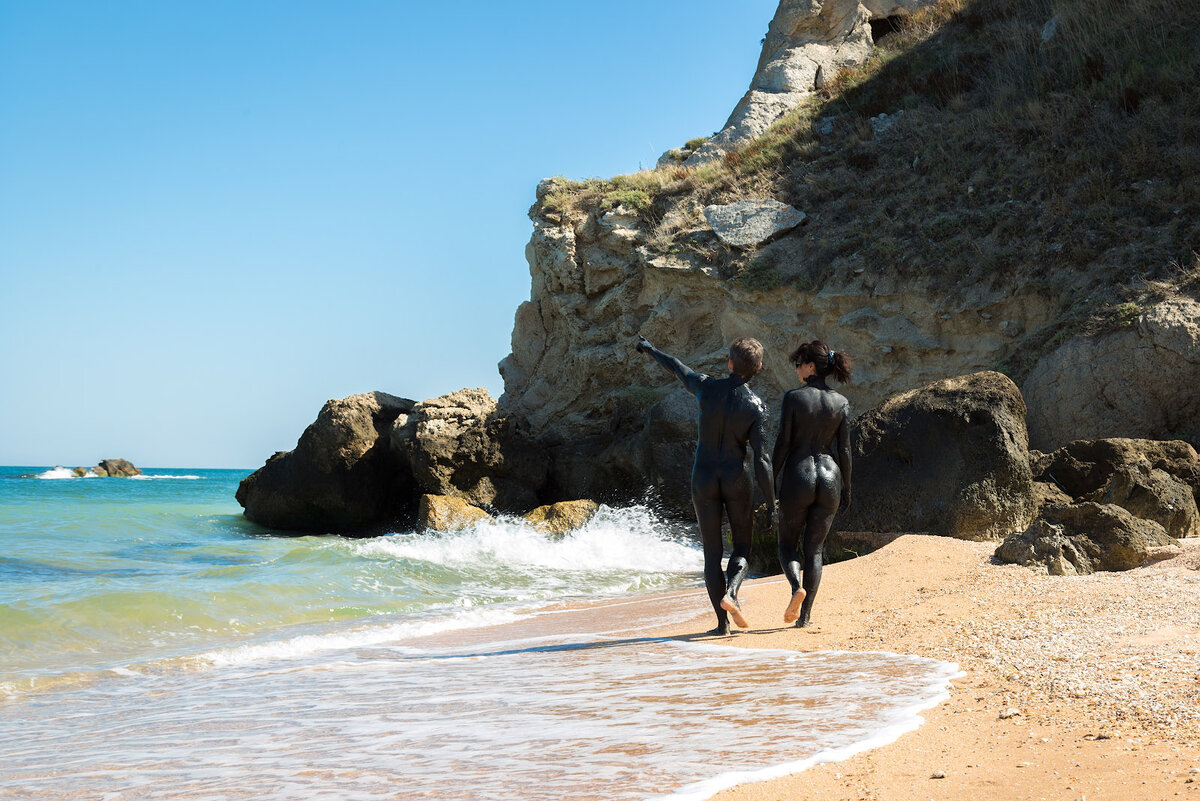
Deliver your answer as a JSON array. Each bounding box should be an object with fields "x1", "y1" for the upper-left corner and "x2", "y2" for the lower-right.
[{"x1": 729, "y1": 337, "x2": 764, "y2": 378}]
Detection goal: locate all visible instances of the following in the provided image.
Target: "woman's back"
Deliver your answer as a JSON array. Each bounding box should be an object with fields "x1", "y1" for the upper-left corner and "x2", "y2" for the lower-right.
[{"x1": 776, "y1": 382, "x2": 849, "y2": 465}]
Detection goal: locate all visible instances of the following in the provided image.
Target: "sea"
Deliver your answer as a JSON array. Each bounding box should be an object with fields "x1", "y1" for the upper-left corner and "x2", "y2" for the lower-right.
[{"x1": 0, "y1": 467, "x2": 961, "y2": 800}]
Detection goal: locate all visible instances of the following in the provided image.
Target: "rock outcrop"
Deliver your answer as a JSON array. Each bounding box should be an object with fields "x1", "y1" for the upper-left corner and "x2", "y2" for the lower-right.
[
  {"x1": 523, "y1": 500, "x2": 600, "y2": 536},
  {"x1": 704, "y1": 199, "x2": 806, "y2": 248},
  {"x1": 837, "y1": 371, "x2": 1036, "y2": 540},
  {"x1": 417, "y1": 494, "x2": 493, "y2": 532},
  {"x1": 1030, "y1": 437, "x2": 1200, "y2": 539},
  {"x1": 390, "y1": 388, "x2": 548, "y2": 513},
  {"x1": 684, "y1": 0, "x2": 938, "y2": 165},
  {"x1": 995, "y1": 502, "x2": 1180, "y2": 575},
  {"x1": 70, "y1": 459, "x2": 142, "y2": 477},
  {"x1": 1023, "y1": 299, "x2": 1200, "y2": 450},
  {"x1": 500, "y1": 196, "x2": 1056, "y2": 505},
  {"x1": 1033, "y1": 438, "x2": 1200, "y2": 503},
  {"x1": 237, "y1": 392, "x2": 417, "y2": 533}
]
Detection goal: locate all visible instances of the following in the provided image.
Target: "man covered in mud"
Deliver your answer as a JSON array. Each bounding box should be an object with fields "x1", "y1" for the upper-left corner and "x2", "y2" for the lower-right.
[{"x1": 636, "y1": 335, "x2": 775, "y2": 635}]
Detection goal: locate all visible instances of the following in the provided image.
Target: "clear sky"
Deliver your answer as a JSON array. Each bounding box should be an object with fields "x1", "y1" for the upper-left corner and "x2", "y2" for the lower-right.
[{"x1": 0, "y1": 0, "x2": 778, "y2": 468}]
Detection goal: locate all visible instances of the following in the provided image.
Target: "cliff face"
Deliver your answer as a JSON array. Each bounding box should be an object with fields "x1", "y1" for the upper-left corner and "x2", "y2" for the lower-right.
[
  {"x1": 500, "y1": 0, "x2": 1200, "y2": 505},
  {"x1": 499, "y1": 189, "x2": 1056, "y2": 507}
]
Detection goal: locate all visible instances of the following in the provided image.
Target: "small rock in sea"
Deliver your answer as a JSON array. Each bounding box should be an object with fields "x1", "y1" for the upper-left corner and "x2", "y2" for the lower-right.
[
  {"x1": 999, "y1": 708, "x2": 1023, "y2": 719},
  {"x1": 931, "y1": 770, "x2": 946, "y2": 779}
]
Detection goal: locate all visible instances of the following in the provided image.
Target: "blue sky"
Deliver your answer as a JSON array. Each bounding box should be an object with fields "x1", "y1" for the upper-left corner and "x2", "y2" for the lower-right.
[{"x1": 0, "y1": 0, "x2": 777, "y2": 468}]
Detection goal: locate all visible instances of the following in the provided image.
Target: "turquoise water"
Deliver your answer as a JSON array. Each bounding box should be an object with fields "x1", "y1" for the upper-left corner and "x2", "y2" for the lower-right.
[
  {"x1": 0, "y1": 467, "x2": 699, "y2": 692},
  {"x1": 0, "y1": 467, "x2": 960, "y2": 799}
]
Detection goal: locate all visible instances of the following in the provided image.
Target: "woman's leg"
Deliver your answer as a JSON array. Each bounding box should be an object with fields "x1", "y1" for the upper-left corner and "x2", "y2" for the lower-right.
[
  {"x1": 778, "y1": 457, "x2": 816, "y2": 622},
  {"x1": 796, "y1": 465, "x2": 841, "y2": 627}
]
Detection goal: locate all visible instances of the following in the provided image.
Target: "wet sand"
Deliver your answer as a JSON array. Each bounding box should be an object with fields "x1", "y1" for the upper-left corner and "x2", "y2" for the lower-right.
[{"x1": 638, "y1": 534, "x2": 1200, "y2": 801}]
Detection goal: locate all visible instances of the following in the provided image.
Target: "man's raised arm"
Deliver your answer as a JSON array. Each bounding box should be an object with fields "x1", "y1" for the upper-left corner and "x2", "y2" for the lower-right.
[{"x1": 636, "y1": 336, "x2": 706, "y2": 396}]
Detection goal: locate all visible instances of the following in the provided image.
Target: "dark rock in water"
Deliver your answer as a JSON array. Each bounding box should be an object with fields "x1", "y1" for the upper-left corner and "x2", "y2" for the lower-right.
[
  {"x1": 237, "y1": 392, "x2": 418, "y2": 533},
  {"x1": 416, "y1": 494, "x2": 493, "y2": 532},
  {"x1": 96, "y1": 459, "x2": 141, "y2": 477},
  {"x1": 390, "y1": 388, "x2": 548, "y2": 513},
  {"x1": 837, "y1": 371, "x2": 1036, "y2": 541},
  {"x1": 523, "y1": 499, "x2": 600, "y2": 537},
  {"x1": 995, "y1": 502, "x2": 1180, "y2": 574},
  {"x1": 1034, "y1": 438, "x2": 1200, "y2": 504}
]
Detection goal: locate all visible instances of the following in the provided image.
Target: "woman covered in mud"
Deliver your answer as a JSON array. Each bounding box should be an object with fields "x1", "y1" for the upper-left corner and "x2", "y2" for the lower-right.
[{"x1": 773, "y1": 340, "x2": 852, "y2": 628}]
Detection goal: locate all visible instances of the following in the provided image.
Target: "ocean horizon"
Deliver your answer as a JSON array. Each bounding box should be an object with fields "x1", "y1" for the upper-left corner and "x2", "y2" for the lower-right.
[{"x1": 0, "y1": 466, "x2": 958, "y2": 799}]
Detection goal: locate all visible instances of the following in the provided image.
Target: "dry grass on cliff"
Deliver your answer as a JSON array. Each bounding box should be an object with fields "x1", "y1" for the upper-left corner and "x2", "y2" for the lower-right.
[{"x1": 540, "y1": 0, "x2": 1200, "y2": 376}]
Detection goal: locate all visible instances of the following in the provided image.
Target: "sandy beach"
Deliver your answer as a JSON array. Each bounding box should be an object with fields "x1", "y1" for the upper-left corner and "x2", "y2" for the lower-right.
[{"x1": 633, "y1": 535, "x2": 1200, "y2": 801}]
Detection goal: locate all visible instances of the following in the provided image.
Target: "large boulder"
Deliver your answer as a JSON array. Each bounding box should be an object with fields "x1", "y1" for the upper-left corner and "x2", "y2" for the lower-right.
[
  {"x1": 96, "y1": 458, "x2": 141, "y2": 477},
  {"x1": 1023, "y1": 299, "x2": 1200, "y2": 450},
  {"x1": 838, "y1": 371, "x2": 1036, "y2": 540},
  {"x1": 391, "y1": 388, "x2": 548, "y2": 513},
  {"x1": 704, "y1": 199, "x2": 806, "y2": 249},
  {"x1": 416, "y1": 494, "x2": 493, "y2": 532},
  {"x1": 995, "y1": 502, "x2": 1181, "y2": 575},
  {"x1": 523, "y1": 500, "x2": 600, "y2": 536},
  {"x1": 1100, "y1": 466, "x2": 1200, "y2": 539},
  {"x1": 1034, "y1": 438, "x2": 1200, "y2": 502},
  {"x1": 236, "y1": 392, "x2": 417, "y2": 533}
]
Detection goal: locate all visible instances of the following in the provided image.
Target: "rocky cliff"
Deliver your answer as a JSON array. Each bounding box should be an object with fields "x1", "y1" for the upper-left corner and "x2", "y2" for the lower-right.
[
  {"x1": 500, "y1": 0, "x2": 1200, "y2": 507},
  {"x1": 240, "y1": 0, "x2": 1200, "y2": 537}
]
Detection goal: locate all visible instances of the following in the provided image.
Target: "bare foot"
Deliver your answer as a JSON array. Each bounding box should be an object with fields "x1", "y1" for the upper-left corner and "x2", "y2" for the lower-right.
[
  {"x1": 783, "y1": 588, "x2": 806, "y2": 624},
  {"x1": 706, "y1": 624, "x2": 731, "y2": 636},
  {"x1": 720, "y1": 595, "x2": 749, "y2": 629}
]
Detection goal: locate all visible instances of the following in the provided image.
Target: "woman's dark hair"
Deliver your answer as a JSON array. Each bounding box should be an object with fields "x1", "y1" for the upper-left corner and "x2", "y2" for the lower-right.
[{"x1": 789, "y1": 339, "x2": 852, "y2": 383}]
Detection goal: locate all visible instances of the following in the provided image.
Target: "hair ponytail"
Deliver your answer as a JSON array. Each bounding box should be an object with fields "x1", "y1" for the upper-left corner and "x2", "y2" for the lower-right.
[
  {"x1": 829, "y1": 350, "x2": 851, "y2": 383},
  {"x1": 789, "y1": 339, "x2": 852, "y2": 383}
]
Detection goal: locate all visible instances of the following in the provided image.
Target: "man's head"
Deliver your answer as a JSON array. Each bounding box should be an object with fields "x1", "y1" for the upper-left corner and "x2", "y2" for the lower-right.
[{"x1": 728, "y1": 337, "x2": 764, "y2": 379}]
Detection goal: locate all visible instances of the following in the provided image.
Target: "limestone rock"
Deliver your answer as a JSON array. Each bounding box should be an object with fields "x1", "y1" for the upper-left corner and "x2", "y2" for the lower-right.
[
  {"x1": 523, "y1": 500, "x2": 600, "y2": 536},
  {"x1": 1032, "y1": 480, "x2": 1073, "y2": 514},
  {"x1": 502, "y1": 194, "x2": 1058, "y2": 505},
  {"x1": 686, "y1": 0, "x2": 937, "y2": 164},
  {"x1": 236, "y1": 392, "x2": 417, "y2": 533},
  {"x1": 838, "y1": 372, "x2": 1036, "y2": 540},
  {"x1": 704, "y1": 199, "x2": 806, "y2": 249},
  {"x1": 1034, "y1": 438, "x2": 1200, "y2": 502},
  {"x1": 1023, "y1": 299, "x2": 1200, "y2": 449},
  {"x1": 391, "y1": 388, "x2": 547, "y2": 512},
  {"x1": 417, "y1": 494, "x2": 492, "y2": 532},
  {"x1": 1101, "y1": 467, "x2": 1200, "y2": 539},
  {"x1": 995, "y1": 502, "x2": 1180, "y2": 574}
]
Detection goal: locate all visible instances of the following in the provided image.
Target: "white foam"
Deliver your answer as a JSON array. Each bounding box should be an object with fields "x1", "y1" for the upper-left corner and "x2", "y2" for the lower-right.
[
  {"x1": 358, "y1": 504, "x2": 699, "y2": 574},
  {"x1": 129, "y1": 474, "x2": 201, "y2": 480},
  {"x1": 655, "y1": 649, "x2": 966, "y2": 801},
  {"x1": 34, "y1": 467, "x2": 78, "y2": 479},
  {"x1": 200, "y1": 607, "x2": 524, "y2": 667}
]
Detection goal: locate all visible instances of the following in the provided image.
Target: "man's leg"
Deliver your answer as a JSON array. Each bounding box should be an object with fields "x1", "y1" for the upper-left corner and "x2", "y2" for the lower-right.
[
  {"x1": 719, "y1": 474, "x2": 754, "y2": 628},
  {"x1": 693, "y1": 477, "x2": 729, "y2": 635}
]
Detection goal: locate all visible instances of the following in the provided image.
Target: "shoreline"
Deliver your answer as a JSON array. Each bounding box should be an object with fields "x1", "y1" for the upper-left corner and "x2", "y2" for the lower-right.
[{"x1": 635, "y1": 534, "x2": 1200, "y2": 801}]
